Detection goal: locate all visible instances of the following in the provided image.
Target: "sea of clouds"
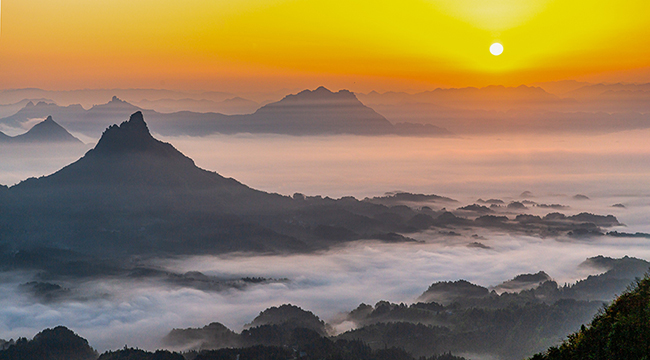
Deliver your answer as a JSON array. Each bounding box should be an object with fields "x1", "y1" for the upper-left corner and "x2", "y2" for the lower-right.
[{"x1": 1, "y1": 130, "x2": 649, "y2": 351}]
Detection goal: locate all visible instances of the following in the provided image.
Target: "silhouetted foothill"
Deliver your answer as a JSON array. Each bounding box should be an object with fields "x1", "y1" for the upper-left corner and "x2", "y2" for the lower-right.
[
  {"x1": 164, "y1": 322, "x2": 241, "y2": 350},
  {"x1": 418, "y1": 279, "x2": 489, "y2": 304},
  {"x1": 0, "y1": 326, "x2": 97, "y2": 360},
  {"x1": 246, "y1": 304, "x2": 329, "y2": 336},
  {"x1": 507, "y1": 201, "x2": 527, "y2": 210}
]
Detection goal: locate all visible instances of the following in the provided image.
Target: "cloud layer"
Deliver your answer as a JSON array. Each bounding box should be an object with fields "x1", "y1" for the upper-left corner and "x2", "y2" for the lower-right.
[{"x1": 1, "y1": 131, "x2": 649, "y2": 352}]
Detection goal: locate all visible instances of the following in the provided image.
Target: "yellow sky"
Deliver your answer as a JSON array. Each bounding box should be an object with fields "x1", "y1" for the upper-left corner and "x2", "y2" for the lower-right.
[{"x1": 0, "y1": 0, "x2": 649, "y2": 92}]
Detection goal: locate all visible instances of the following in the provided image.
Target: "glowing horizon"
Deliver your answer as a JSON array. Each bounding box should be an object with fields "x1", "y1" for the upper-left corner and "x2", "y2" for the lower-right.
[{"x1": 0, "y1": 0, "x2": 648, "y2": 92}]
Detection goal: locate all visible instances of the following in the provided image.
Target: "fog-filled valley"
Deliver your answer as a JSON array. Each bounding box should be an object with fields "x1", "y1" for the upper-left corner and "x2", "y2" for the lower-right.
[{"x1": 1, "y1": 88, "x2": 650, "y2": 360}]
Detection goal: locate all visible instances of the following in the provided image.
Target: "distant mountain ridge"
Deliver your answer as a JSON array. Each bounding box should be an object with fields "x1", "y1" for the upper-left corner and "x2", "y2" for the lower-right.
[
  {"x1": 357, "y1": 83, "x2": 650, "y2": 133},
  {"x1": 133, "y1": 96, "x2": 259, "y2": 115},
  {"x1": 154, "y1": 86, "x2": 450, "y2": 136},
  {"x1": 3, "y1": 83, "x2": 650, "y2": 136},
  {"x1": 358, "y1": 85, "x2": 563, "y2": 110},
  {"x1": 0, "y1": 116, "x2": 82, "y2": 144},
  {"x1": 0, "y1": 88, "x2": 452, "y2": 137},
  {"x1": 223, "y1": 86, "x2": 398, "y2": 135},
  {"x1": 0, "y1": 96, "x2": 141, "y2": 136}
]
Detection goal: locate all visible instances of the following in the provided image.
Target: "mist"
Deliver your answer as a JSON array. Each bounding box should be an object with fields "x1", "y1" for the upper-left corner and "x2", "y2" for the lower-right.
[
  {"x1": 0, "y1": 144, "x2": 90, "y2": 186},
  {"x1": 1, "y1": 129, "x2": 650, "y2": 354},
  {"x1": 159, "y1": 130, "x2": 650, "y2": 202},
  {"x1": 1, "y1": 231, "x2": 649, "y2": 352}
]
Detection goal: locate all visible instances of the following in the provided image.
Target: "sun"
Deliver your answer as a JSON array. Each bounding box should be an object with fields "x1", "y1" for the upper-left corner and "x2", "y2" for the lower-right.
[{"x1": 490, "y1": 43, "x2": 504, "y2": 56}]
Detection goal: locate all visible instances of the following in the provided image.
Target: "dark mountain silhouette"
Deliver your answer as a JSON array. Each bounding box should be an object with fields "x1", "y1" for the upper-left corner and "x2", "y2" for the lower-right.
[
  {"x1": 12, "y1": 111, "x2": 277, "y2": 194},
  {"x1": 0, "y1": 326, "x2": 97, "y2": 360},
  {"x1": 0, "y1": 112, "x2": 628, "y2": 278},
  {"x1": 2, "y1": 111, "x2": 306, "y2": 257},
  {"x1": 245, "y1": 304, "x2": 329, "y2": 336},
  {"x1": 164, "y1": 322, "x2": 241, "y2": 350},
  {"x1": 0, "y1": 89, "x2": 452, "y2": 137},
  {"x1": 0, "y1": 116, "x2": 83, "y2": 144},
  {"x1": 164, "y1": 304, "x2": 329, "y2": 351},
  {"x1": 417, "y1": 280, "x2": 490, "y2": 304},
  {"x1": 0, "y1": 112, "x2": 443, "y2": 268}
]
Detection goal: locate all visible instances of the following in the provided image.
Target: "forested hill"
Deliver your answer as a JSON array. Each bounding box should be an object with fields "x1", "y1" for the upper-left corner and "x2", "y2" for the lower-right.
[{"x1": 531, "y1": 274, "x2": 650, "y2": 359}]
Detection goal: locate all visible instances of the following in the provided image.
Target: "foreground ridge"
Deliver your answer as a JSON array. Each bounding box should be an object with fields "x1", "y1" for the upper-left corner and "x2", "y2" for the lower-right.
[{"x1": 531, "y1": 274, "x2": 650, "y2": 359}]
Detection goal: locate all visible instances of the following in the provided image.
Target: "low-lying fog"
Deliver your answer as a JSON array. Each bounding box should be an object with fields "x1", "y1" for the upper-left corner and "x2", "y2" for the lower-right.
[
  {"x1": 164, "y1": 130, "x2": 650, "y2": 202},
  {"x1": 1, "y1": 130, "x2": 649, "y2": 352},
  {"x1": 2, "y1": 234, "x2": 650, "y2": 352}
]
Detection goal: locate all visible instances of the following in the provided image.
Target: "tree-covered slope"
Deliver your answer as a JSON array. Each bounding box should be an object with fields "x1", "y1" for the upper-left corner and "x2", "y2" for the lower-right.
[{"x1": 531, "y1": 274, "x2": 650, "y2": 360}]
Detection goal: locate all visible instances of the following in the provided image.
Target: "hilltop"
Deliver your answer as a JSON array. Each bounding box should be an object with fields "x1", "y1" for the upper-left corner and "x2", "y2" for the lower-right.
[{"x1": 0, "y1": 116, "x2": 82, "y2": 144}]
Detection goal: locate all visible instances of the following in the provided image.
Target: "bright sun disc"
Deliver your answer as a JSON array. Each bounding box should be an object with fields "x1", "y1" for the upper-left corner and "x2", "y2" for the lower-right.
[{"x1": 490, "y1": 43, "x2": 504, "y2": 56}]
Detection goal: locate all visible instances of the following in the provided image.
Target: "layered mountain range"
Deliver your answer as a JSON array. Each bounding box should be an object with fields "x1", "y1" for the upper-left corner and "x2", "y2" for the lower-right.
[
  {"x1": 3, "y1": 82, "x2": 650, "y2": 136},
  {"x1": 0, "y1": 88, "x2": 451, "y2": 137}
]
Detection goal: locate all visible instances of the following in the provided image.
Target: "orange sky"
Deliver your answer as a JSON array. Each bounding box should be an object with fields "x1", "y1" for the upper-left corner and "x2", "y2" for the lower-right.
[{"x1": 1, "y1": 0, "x2": 649, "y2": 93}]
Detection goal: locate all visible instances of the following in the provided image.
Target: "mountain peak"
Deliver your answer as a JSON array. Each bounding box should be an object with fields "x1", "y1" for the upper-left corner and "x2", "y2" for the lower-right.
[
  {"x1": 9, "y1": 115, "x2": 83, "y2": 144},
  {"x1": 248, "y1": 86, "x2": 395, "y2": 135},
  {"x1": 91, "y1": 111, "x2": 155, "y2": 154},
  {"x1": 88, "y1": 111, "x2": 194, "y2": 164},
  {"x1": 111, "y1": 95, "x2": 125, "y2": 103},
  {"x1": 119, "y1": 110, "x2": 149, "y2": 133},
  {"x1": 276, "y1": 86, "x2": 359, "y2": 105},
  {"x1": 314, "y1": 86, "x2": 333, "y2": 93}
]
